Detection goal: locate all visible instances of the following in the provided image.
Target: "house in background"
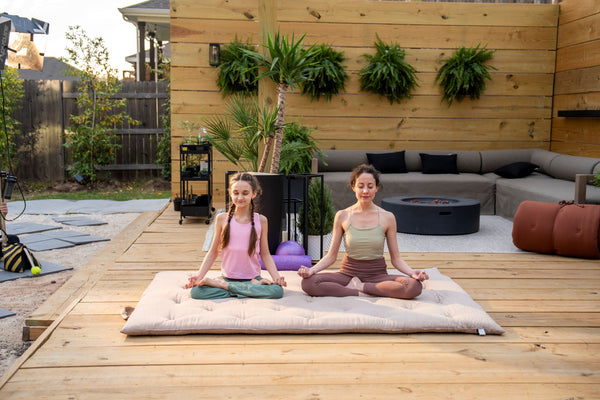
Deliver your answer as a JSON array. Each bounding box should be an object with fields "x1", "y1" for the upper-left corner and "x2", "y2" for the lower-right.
[
  {"x1": 16, "y1": 57, "x2": 79, "y2": 81},
  {"x1": 119, "y1": 0, "x2": 169, "y2": 81}
]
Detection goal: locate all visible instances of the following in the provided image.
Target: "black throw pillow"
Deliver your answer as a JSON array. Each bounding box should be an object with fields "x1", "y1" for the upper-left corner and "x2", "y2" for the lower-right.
[
  {"x1": 494, "y1": 161, "x2": 539, "y2": 178},
  {"x1": 366, "y1": 151, "x2": 407, "y2": 173},
  {"x1": 420, "y1": 153, "x2": 459, "y2": 174}
]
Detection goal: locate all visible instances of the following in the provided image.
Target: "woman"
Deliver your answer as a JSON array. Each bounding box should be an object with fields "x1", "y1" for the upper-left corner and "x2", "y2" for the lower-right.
[{"x1": 298, "y1": 164, "x2": 428, "y2": 298}]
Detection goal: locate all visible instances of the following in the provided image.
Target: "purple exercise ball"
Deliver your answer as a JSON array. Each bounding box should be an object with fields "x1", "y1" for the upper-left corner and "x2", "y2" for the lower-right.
[{"x1": 275, "y1": 240, "x2": 305, "y2": 256}]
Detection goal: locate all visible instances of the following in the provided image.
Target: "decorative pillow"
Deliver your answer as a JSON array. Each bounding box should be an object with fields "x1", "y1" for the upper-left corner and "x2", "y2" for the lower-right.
[
  {"x1": 367, "y1": 151, "x2": 407, "y2": 173},
  {"x1": 494, "y1": 162, "x2": 539, "y2": 178},
  {"x1": 419, "y1": 153, "x2": 458, "y2": 174}
]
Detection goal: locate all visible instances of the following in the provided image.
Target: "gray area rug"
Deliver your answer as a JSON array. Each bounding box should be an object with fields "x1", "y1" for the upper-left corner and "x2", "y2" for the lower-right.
[
  {"x1": 0, "y1": 307, "x2": 15, "y2": 320},
  {"x1": 0, "y1": 260, "x2": 73, "y2": 283}
]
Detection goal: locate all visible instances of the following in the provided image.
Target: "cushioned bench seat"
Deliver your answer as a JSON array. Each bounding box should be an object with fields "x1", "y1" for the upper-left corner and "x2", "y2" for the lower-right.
[
  {"x1": 493, "y1": 173, "x2": 600, "y2": 218},
  {"x1": 316, "y1": 148, "x2": 600, "y2": 218}
]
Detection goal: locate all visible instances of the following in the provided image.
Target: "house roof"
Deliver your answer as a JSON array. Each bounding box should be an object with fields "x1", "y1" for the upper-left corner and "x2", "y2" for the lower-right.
[
  {"x1": 16, "y1": 57, "x2": 80, "y2": 81},
  {"x1": 119, "y1": 0, "x2": 169, "y2": 42}
]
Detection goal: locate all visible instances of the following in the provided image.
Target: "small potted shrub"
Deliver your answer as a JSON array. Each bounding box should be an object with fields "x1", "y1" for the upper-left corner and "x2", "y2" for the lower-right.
[
  {"x1": 297, "y1": 179, "x2": 336, "y2": 260},
  {"x1": 301, "y1": 44, "x2": 348, "y2": 101},
  {"x1": 435, "y1": 44, "x2": 497, "y2": 106},
  {"x1": 359, "y1": 35, "x2": 419, "y2": 104}
]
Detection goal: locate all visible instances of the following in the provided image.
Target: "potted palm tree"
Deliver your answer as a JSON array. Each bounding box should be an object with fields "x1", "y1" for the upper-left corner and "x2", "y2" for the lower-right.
[
  {"x1": 297, "y1": 179, "x2": 335, "y2": 260},
  {"x1": 203, "y1": 96, "x2": 322, "y2": 253},
  {"x1": 246, "y1": 31, "x2": 317, "y2": 174}
]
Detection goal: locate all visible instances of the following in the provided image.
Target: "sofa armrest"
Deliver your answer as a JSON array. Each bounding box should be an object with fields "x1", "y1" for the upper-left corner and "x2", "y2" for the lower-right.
[
  {"x1": 575, "y1": 174, "x2": 595, "y2": 204},
  {"x1": 311, "y1": 157, "x2": 318, "y2": 174}
]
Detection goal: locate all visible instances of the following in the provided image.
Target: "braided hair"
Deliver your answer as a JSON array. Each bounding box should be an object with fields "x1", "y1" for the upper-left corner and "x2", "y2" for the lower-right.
[{"x1": 220, "y1": 172, "x2": 261, "y2": 256}]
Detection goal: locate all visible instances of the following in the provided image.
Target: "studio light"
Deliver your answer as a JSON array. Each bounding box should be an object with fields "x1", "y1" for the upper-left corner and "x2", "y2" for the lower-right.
[{"x1": 0, "y1": 13, "x2": 50, "y2": 70}]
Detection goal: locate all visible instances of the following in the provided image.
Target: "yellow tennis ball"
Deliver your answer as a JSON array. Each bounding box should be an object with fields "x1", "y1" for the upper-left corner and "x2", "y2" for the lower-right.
[{"x1": 31, "y1": 266, "x2": 41, "y2": 275}]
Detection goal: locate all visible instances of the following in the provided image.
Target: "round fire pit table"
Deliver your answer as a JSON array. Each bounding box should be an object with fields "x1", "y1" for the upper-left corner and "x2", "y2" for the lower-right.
[{"x1": 382, "y1": 196, "x2": 480, "y2": 235}]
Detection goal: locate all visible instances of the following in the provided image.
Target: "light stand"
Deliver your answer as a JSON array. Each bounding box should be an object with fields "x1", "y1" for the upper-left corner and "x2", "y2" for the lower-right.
[{"x1": 0, "y1": 172, "x2": 16, "y2": 246}]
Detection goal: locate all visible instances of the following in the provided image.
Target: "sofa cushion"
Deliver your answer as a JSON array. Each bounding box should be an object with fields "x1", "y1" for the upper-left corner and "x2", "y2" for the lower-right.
[
  {"x1": 546, "y1": 153, "x2": 600, "y2": 182},
  {"x1": 494, "y1": 161, "x2": 539, "y2": 178},
  {"x1": 495, "y1": 173, "x2": 578, "y2": 218},
  {"x1": 420, "y1": 153, "x2": 459, "y2": 174},
  {"x1": 318, "y1": 150, "x2": 369, "y2": 172},
  {"x1": 480, "y1": 149, "x2": 534, "y2": 173},
  {"x1": 367, "y1": 151, "x2": 407, "y2": 173},
  {"x1": 530, "y1": 149, "x2": 560, "y2": 175}
]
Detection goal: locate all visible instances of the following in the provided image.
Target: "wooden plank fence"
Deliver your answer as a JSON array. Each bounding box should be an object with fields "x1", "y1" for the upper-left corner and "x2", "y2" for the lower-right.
[{"x1": 12, "y1": 80, "x2": 169, "y2": 181}]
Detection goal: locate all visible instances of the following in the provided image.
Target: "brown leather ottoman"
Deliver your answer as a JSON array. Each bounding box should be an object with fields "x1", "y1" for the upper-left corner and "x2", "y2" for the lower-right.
[{"x1": 512, "y1": 200, "x2": 600, "y2": 258}]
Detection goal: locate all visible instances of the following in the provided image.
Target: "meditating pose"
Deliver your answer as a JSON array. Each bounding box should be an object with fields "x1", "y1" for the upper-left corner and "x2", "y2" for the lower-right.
[
  {"x1": 298, "y1": 164, "x2": 428, "y2": 298},
  {"x1": 186, "y1": 172, "x2": 286, "y2": 299}
]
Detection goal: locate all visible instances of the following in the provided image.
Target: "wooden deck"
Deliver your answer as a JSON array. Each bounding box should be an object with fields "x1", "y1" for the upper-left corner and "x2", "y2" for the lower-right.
[{"x1": 1, "y1": 206, "x2": 598, "y2": 399}]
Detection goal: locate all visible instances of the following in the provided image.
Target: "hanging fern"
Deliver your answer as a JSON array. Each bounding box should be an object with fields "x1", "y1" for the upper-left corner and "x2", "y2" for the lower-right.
[
  {"x1": 435, "y1": 44, "x2": 497, "y2": 106},
  {"x1": 301, "y1": 44, "x2": 348, "y2": 101},
  {"x1": 359, "y1": 35, "x2": 419, "y2": 104},
  {"x1": 216, "y1": 38, "x2": 259, "y2": 96}
]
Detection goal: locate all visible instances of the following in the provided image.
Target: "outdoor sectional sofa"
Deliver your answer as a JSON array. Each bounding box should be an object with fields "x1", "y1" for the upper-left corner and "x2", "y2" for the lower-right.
[{"x1": 314, "y1": 148, "x2": 600, "y2": 218}]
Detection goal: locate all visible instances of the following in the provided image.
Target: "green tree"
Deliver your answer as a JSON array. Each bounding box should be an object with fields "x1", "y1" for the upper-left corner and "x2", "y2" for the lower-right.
[
  {"x1": 0, "y1": 68, "x2": 24, "y2": 170},
  {"x1": 62, "y1": 25, "x2": 137, "y2": 182},
  {"x1": 154, "y1": 58, "x2": 172, "y2": 179}
]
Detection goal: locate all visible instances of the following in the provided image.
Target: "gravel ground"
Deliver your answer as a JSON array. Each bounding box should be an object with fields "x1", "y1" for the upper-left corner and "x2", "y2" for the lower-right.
[{"x1": 0, "y1": 212, "x2": 141, "y2": 378}]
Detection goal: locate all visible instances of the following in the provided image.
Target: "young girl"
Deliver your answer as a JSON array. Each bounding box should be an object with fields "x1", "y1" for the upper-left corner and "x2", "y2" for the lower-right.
[
  {"x1": 297, "y1": 164, "x2": 428, "y2": 298},
  {"x1": 186, "y1": 172, "x2": 286, "y2": 299}
]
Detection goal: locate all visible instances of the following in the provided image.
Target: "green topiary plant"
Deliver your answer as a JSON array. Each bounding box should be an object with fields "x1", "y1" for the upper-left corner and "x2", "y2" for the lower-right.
[
  {"x1": 593, "y1": 171, "x2": 600, "y2": 187},
  {"x1": 216, "y1": 38, "x2": 259, "y2": 96},
  {"x1": 359, "y1": 35, "x2": 419, "y2": 104},
  {"x1": 301, "y1": 44, "x2": 348, "y2": 101},
  {"x1": 297, "y1": 179, "x2": 335, "y2": 236},
  {"x1": 435, "y1": 44, "x2": 497, "y2": 106}
]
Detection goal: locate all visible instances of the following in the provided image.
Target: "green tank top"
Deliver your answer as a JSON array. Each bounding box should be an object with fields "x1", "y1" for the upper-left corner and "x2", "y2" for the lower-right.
[{"x1": 343, "y1": 210, "x2": 386, "y2": 260}]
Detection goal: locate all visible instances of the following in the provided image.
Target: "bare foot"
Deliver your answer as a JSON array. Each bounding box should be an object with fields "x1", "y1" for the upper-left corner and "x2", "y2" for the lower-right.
[
  {"x1": 345, "y1": 276, "x2": 365, "y2": 293},
  {"x1": 251, "y1": 278, "x2": 272, "y2": 285},
  {"x1": 198, "y1": 277, "x2": 229, "y2": 290}
]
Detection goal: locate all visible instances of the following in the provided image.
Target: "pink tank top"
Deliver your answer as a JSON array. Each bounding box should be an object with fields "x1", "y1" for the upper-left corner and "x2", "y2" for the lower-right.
[{"x1": 221, "y1": 212, "x2": 261, "y2": 279}]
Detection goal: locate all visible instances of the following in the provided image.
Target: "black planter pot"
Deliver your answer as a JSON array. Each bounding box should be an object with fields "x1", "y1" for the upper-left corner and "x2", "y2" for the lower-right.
[{"x1": 252, "y1": 173, "x2": 284, "y2": 254}]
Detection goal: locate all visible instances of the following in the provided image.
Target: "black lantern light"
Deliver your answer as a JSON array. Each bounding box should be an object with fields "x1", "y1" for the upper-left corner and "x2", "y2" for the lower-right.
[
  {"x1": 208, "y1": 43, "x2": 220, "y2": 67},
  {"x1": 1, "y1": 173, "x2": 16, "y2": 200}
]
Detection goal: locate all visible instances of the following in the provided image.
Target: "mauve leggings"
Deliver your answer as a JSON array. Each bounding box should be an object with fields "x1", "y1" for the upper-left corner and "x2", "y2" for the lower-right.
[{"x1": 301, "y1": 256, "x2": 423, "y2": 299}]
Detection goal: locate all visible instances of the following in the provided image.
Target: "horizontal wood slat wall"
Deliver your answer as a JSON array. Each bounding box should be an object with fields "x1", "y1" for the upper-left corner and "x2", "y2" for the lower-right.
[
  {"x1": 170, "y1": 0, "x2": 559, "y2": 204},
  {"x1": 552, "y1": 0, "x2": 600, "y2": 157}
]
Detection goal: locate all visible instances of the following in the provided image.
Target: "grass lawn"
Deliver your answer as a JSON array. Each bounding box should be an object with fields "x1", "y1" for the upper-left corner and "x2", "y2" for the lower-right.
[{"x1": 19, "y1": 178, "x2": 171, "y2": 201}]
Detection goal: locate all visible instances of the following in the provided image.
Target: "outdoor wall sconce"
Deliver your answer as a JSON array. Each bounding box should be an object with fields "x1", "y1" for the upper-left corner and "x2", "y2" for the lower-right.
[{"x1": 209, "y1": 43, "x2": 220, "y2": 67}]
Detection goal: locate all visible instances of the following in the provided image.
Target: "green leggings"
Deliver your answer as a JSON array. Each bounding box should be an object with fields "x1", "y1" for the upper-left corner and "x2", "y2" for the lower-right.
[{"x1": 190, "y1": 276, "x2": 284, "y2": 299}]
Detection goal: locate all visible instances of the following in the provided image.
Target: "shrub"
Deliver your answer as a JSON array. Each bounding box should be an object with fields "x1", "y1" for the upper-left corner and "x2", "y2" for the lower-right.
[{"x1": 297, "y1": 179, "x2": 335, "y2": 236}]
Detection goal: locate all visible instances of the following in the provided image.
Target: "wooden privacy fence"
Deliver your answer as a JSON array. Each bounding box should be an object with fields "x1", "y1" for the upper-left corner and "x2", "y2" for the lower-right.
[{"x1": 13, "y1": 80, "x2": 169, "y2": 181}]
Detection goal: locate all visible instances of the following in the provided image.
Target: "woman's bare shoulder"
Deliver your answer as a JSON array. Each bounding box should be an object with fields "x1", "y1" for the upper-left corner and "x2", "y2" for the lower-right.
[{"x1": 379, "y1": 207, "x2": 397, "y2": 225}]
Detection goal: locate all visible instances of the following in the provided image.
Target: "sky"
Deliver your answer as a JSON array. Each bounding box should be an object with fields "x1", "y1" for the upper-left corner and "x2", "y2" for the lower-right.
[{"x1": 2, "y1": 0, "x2": 138, "y2": 76}]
